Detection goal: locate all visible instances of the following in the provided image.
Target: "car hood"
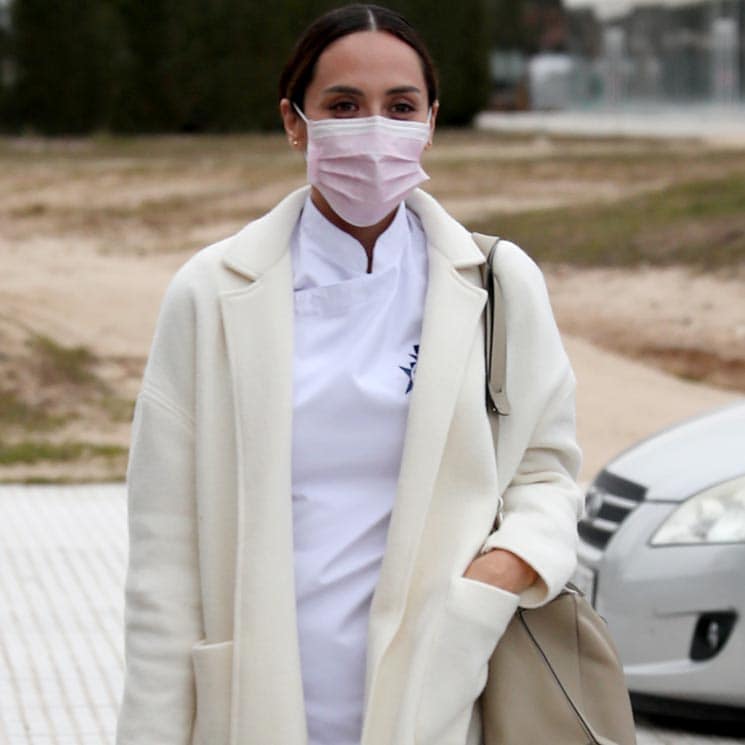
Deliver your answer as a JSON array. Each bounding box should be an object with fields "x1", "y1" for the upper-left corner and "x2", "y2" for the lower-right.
[{"x1": 606, "y1": 400, "x2": 745, "y2": 502}]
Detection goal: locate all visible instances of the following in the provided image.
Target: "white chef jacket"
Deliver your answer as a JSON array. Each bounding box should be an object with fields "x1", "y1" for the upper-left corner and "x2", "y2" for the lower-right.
[{"x1": 290, "y1": 196, "x2": 428, "y2": 745}]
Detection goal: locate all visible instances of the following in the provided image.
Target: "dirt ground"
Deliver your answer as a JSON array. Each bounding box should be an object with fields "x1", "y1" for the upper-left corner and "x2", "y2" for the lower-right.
[{"x1": 0, "y1": 132, "x2": 742, "y2": 483}]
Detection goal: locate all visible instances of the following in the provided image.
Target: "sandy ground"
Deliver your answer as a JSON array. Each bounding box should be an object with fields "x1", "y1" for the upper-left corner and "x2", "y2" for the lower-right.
[
  {"x1": 547, "y1": 265, "x2": 745, "y2": 389},
  {"x1": 0, "y1": 133, "x2": 742, "y2": 483},
  {"x1": 566, "y1": 335, "x2": 737, "y2": 480},
  {"x1": 2, "y1": 231, "x2": 740, "y2": 483}
]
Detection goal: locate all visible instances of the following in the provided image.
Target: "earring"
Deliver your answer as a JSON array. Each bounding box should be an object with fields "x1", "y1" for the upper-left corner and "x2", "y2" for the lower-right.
[{"x1": 291, "y1": 138, "x2": 299, "y2": 146}]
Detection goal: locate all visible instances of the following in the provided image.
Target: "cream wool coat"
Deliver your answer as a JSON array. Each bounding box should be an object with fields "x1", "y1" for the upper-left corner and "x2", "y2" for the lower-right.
[{"x1": 116, "y1": 186, "x2": 583, "y2": 745}]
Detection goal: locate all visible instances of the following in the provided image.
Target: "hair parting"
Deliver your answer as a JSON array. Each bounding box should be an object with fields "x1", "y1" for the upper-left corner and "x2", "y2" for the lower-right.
[{"x1": 279, "y1": 4, "x2": 438, "y2": 109}]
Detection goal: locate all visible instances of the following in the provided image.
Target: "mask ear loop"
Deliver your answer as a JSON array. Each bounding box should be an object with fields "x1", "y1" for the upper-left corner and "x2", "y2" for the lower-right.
[
  {"x1": 293, "y1": 102, "x2": 309, "y2": 124},
  {"x1": 424, "y1": 107, "x2": 435, "y2": 149},
  {"x1": 287, "y1": 102, "x2": 311, "y2": 157}
]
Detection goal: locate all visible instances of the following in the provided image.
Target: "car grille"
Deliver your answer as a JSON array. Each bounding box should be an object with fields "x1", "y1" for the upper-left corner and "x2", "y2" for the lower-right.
[{"x1": 578, "y1": 470, "x2": 647, "y2": 549}]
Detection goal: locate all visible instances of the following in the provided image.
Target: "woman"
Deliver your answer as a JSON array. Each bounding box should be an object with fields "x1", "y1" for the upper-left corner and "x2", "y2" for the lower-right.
[{"x1": 116, "y1": 5, "x2": 583, "y2": 745}]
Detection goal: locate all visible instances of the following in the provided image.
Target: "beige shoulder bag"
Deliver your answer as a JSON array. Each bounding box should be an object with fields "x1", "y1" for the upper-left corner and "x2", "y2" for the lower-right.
[{"x1": 473, "y1": 232, "x2": 637, "y2": 745}]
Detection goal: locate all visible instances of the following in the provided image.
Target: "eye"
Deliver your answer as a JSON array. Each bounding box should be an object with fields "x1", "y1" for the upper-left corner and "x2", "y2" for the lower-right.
[
  {"x1": 328, "y1": 100, "x2": 359, "y2": 117},
  {"x1": 388, "y1": 100, "x2": 418, "y2": 118}
]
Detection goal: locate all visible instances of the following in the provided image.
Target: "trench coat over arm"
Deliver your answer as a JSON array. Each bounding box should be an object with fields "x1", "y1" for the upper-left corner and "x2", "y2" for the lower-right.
[{"x1": 116, "y1": 185, "x2": 583, "y2": 745}]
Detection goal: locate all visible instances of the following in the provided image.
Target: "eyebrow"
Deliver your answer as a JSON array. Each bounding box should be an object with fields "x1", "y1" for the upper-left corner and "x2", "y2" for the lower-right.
[{"x1": 322, "y1": 84, "x2": 423, "y2": 96}]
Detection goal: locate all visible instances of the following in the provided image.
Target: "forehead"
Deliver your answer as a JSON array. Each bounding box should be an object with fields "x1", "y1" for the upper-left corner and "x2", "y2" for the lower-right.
[{"x1": 311, "y1": 30, "x2": 426, "y2": 93}]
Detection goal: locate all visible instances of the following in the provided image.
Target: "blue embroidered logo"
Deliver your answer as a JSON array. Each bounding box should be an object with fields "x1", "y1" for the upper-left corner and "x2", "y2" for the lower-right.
[{"x1": 399, "y1": 344, "x2": 419, "y2": 394}]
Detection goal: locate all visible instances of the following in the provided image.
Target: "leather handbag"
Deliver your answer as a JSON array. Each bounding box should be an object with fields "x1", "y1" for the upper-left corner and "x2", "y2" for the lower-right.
[{"x1": 473, "y1": 233, "x2": 637, "y2": 745}]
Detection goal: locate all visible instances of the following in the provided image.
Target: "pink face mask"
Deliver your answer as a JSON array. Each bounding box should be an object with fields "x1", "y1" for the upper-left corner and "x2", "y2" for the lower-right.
[{"x1": 295, "y1": 104, "x2": 431, "y2": 227}]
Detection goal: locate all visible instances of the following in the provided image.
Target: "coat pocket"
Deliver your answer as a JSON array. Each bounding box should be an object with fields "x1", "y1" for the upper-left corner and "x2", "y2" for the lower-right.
[
  {"x1": 415, "y1": 576, "x2": 519, "y2": 745},
  {"x1": 191, "y1": 639, "x2": 233, "y2": 745}
]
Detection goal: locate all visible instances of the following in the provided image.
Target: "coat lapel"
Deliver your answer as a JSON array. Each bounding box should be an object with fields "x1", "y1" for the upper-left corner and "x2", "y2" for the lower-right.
[
  {"x1": 362, "y1": 190, "x2": 488, "y2": 725},
  {"x1": 219, "y1": 188, "x2": 309, "y2": 745}
]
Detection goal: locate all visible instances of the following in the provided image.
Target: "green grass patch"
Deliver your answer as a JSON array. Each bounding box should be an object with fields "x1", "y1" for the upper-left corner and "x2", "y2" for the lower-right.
[
  {"x1": 0, "y1": 440, "x2": 127, "y2": 465},
  {"x1": 0, "y1": 474, "x2": 126, "y2": 484},
  {"x1": 0, "y1": 388, "x2": 66, "y2": 430},
  {"x1": 471, "y1": 174, "x2": 745, "y2": 268},
  {"x1": 100, "y1": 395, "x2": 136, "y2": 423},
  {"x1": 29, "y1": 334, "x2": 99, "y2": 386}
]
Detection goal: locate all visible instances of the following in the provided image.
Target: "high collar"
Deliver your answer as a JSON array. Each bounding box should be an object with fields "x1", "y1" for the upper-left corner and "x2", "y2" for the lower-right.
[
  {"x1": 222, "y1": 185, "x2": 485, "y2": 281},
  {"x1": 293, "y1": 196, "x2": 410, "y2": 286}
]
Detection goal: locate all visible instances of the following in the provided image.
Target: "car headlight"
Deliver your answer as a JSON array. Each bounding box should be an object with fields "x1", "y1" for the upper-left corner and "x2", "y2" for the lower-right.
[{"x1": 651, "y1": 475, "x2": 745, "y2": 546}]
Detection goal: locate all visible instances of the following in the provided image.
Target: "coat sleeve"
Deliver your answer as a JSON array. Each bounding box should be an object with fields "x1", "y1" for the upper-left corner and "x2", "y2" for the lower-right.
[
  {"x1": 116, "y1": 272, "x2": 203, "y2": 745},
  {"x1": 478, "y1": 242, "x2": 584, "y2": 609}
]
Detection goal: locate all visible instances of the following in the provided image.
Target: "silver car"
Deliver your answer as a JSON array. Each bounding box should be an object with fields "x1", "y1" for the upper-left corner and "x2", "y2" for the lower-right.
[{"x1": 573, "y1": 400, "x2": 745, "y2": 722}]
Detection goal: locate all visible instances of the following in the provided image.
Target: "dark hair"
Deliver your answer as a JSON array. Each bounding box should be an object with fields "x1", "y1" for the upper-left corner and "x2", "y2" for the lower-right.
[{"x1": 279, "y1": 4, "x2": 438, "y2": 109}]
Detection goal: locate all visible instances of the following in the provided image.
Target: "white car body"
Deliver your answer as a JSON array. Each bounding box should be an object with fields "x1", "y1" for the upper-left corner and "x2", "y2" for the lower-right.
[{"x1": 574, "y1": 400, "x2": 745, "y2": 721}]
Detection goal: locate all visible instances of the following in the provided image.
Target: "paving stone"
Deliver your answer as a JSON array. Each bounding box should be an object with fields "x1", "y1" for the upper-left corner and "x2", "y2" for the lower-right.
[
  {"x1": 1, "y1": 486, "x2": 125, "y2": 745},
  {"x1": 0, "y1": 485, "x2": 741, "y2": 744}
]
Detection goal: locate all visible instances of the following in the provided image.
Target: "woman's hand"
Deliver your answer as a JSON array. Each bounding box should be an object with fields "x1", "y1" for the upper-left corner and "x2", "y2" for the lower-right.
[{"x1": 463, "y1": 548, "x2": 537, "y2": 595}]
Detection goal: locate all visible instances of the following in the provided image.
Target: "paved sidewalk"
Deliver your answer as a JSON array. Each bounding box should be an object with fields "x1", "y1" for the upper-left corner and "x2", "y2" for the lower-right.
[
  {"x1": 475, "y1": 106, "x2": 745, "y2": 145},
  {"x1": 0, "y1": 485, "x2": 126, "y2": 745},
  {"x1": 0, "y1": 485, "x2": 741, "y2": 744}
]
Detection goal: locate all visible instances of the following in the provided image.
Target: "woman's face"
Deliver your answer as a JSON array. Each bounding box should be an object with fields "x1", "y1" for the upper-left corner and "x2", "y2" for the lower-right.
[{"x1": 281, "y1": 30, "x2": 438, "y2": 149}]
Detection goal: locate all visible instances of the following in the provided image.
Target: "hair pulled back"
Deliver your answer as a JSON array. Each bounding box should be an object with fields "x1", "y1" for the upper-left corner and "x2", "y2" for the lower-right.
[{"x1": 279, "y1": 4, "x2": 438, "y2": 109}]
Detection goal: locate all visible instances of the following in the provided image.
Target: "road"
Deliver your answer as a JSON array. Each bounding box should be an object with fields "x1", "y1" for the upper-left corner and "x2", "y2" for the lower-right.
[{"x1": 0, "y1": 485, "x2": 742, "y2": 744}]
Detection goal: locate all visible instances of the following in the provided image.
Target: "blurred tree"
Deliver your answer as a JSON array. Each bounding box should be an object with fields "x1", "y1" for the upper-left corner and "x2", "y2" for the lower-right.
[
  {"x1": 108, "y1": 0, "x2": 175, "y2": 131},
  {"x1": 0, "y1": 5, "x2": 11, "y2": 128},
  {"x1": 488, "y1": 0, "x2": 566, "y2": 55},
  {"x1": 11, "y1": 0, "x2": 124, "y2": 133},
  {"x1": 111, "y1": 0, "x2": 318, "y2": 131},
  {"x1": 5, "y1": 0, "x2": 494, "y2": 133},
  {"x1": 401, "y1": 0, "x2": 491, "y2": 125},
  {"x1": 487, "y1": 0, "x2": 529, "y2": 51}
]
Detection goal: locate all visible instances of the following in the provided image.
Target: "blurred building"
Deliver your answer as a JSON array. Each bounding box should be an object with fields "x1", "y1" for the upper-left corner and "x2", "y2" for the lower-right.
[
  {"x1": 489, "y1": 0, "x2": 744, "y2": 109},
  {"x1": 563, "y1": 0, "x2": 745, "y2": 107},
  {"x1": 489, "y1": 0, "x2": 571, "y2": 110}
]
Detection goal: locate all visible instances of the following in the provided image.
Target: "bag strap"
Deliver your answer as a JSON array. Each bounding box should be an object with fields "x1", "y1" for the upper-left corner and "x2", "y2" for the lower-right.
[
  {"x1": 517, "y1": 592, "x2": 624, "y2": 745},
  {"x1": 472, "y1": 232, "x2": 510, "y2": 416},
  {"x1": 473, "y1": 232, "x2": 510, "y2": 531}
]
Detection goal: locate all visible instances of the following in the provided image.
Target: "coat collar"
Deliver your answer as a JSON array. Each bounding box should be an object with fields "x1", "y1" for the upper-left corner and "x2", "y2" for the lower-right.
[
  {"x1": 221, "y1": 185, "x2": 486, "y2": 280},
  {"x1": 404, "y1": 188, "x2": 486, "y2": 269},
  {"x1": 221, "y1": 186, "x2": 308, "y2": 280}
]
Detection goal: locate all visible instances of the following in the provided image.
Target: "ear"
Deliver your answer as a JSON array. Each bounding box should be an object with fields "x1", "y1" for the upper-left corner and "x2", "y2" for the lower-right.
[
  {"x1": 426, "y1": 100, "x2": 439, "y2": 148},
  {"x1": 279, "y1": 98, "x2": 306, "y2": 151}
]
